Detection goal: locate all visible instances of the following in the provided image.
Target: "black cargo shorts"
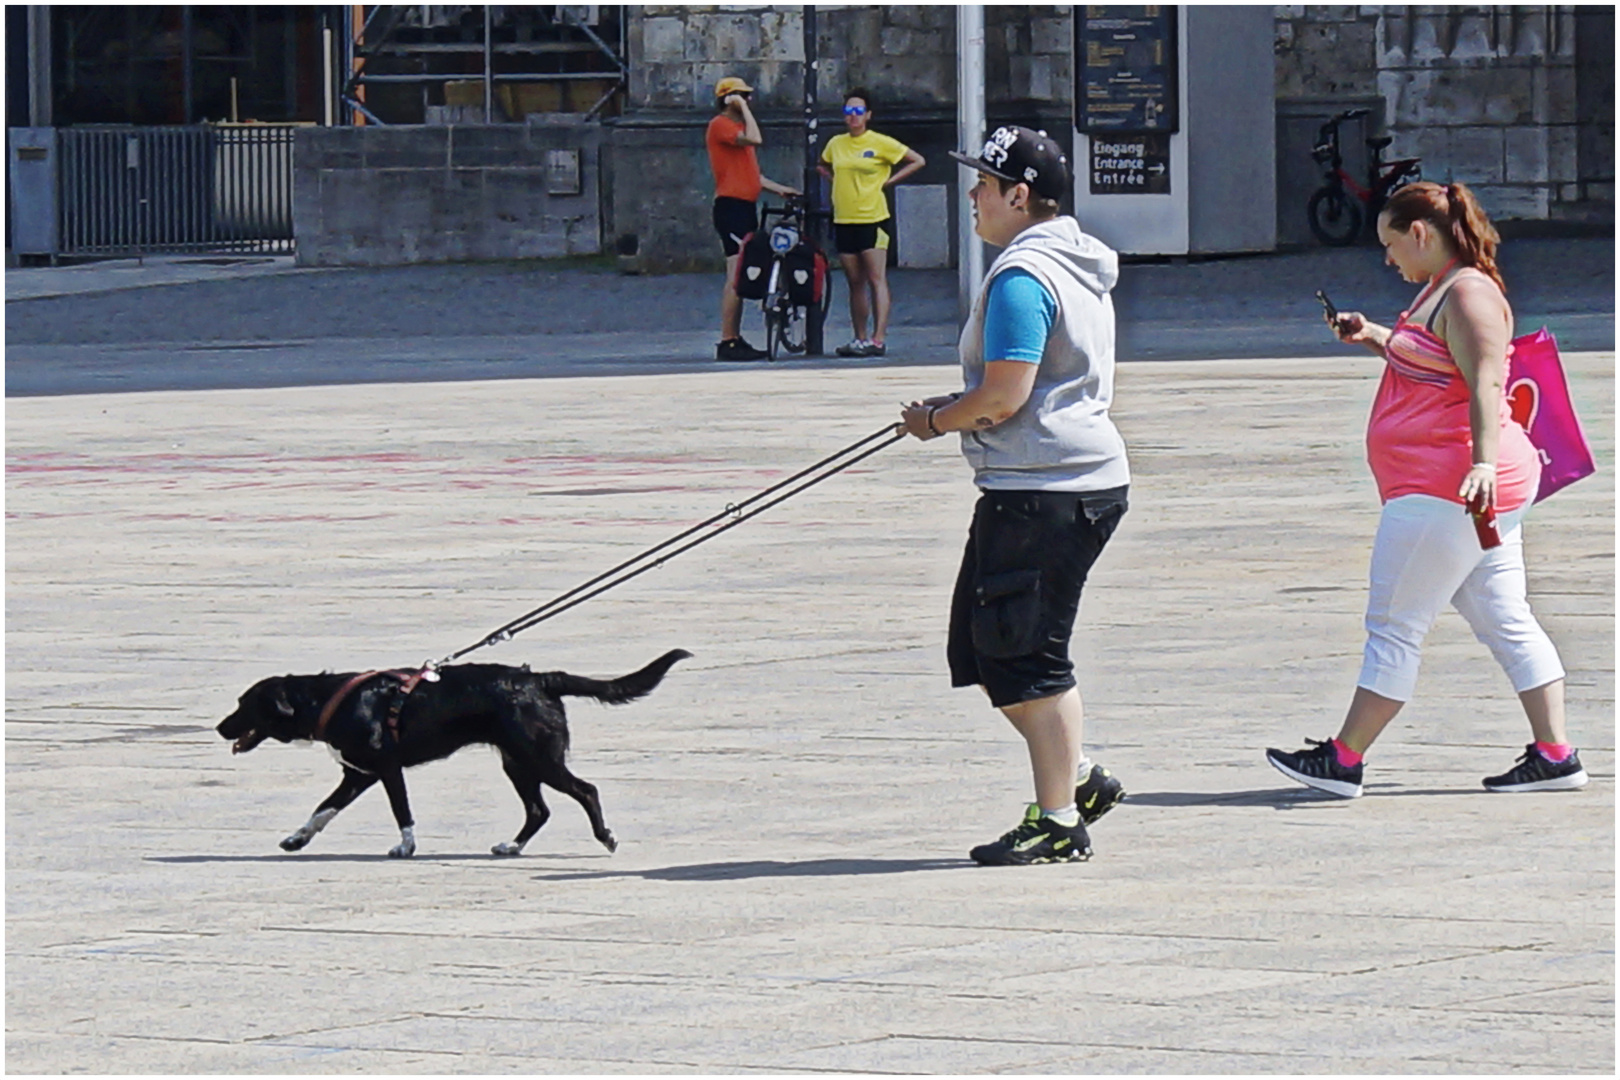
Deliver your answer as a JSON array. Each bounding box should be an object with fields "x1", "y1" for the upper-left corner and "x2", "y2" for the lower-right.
[{"x1": 946, "y1": 486, "x2": 1128, "y2": 709}]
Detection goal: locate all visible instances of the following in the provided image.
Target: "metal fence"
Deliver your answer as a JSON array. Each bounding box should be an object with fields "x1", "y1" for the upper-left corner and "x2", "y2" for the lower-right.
[{"x1": 56, "y1": 125, "x2": 297, "y2": 256}]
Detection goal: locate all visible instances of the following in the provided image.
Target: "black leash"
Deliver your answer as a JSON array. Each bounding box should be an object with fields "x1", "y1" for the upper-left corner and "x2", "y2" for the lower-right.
[{"x1": 439, "y1": 422, "x2": 907, "y2": 664}]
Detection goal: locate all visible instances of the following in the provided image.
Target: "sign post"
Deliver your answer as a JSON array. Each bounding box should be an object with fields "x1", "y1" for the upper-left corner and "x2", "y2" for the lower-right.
[
  {"x1": 1073, "y1": 5, "x2": 1186, "y2": 254},
  {"x1": 802, "y1": 4, "x2": 824, "y2": 356},
  {"x1": 1074, "y1": 5, "x2": 1276, "y2": 256}
]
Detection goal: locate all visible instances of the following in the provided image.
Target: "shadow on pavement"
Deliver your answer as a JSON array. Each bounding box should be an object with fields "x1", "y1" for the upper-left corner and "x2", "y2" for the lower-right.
[
  {"x1": 1128, "y1": 785, "x2": 1490, "y2": 808},
  {"x1": 147, "y1": 852, "x2": 546, "y2": 863},
  {"x1": 536, "y1": 857, "x2": 968, "y2": 882}
]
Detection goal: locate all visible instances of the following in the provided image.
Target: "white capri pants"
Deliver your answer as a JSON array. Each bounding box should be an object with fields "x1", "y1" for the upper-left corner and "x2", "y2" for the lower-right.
[{"x1": 1358, "y1": 494, "x2": 1565, "y2": 702}]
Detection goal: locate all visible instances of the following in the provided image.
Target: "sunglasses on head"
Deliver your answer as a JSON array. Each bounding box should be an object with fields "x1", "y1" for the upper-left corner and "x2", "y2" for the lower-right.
[{"x1": 843, "y1": 104, "x2": 867, "y2": 116}]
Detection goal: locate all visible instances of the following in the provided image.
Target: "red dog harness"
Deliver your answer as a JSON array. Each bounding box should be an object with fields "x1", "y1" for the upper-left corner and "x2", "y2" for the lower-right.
[{"x1": 313, "y1": 666, "x2": 438, "y2": 744}]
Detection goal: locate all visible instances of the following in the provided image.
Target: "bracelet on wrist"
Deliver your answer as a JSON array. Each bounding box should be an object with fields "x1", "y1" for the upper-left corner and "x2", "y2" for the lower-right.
[
  {"x1": 926, "y1": 405, "x2": 943, "y2": 437},
  {"x1": 1472, "y1": 462, "x2": 1497, "y2": 473}
]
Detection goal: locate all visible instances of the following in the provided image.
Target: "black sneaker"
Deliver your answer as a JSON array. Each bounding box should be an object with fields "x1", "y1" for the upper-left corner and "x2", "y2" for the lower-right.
[
  {"x1": 716, "y1": 337, "x2": 767, "y2": 362},
  {"x1": 1075, "y1": 763, "x2": 1125, "y2": 825},
  {"x1": 1266, "y1": 738, "x2": 1363, "y2": 798},
  {"x1": 969, "y1": 804, "x2": 1091, "y2": 866},
  {"x1": 1484, "y1": 745, "x2": 1589, "y2": 792}
]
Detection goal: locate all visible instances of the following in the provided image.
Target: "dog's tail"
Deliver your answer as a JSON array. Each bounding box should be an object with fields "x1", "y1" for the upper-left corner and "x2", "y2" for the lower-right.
[{"x1": 539, "y1": 649, "x2": 691, "y2": 705}]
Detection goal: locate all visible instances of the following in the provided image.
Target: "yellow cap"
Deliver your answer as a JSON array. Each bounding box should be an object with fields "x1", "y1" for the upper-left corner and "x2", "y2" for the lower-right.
[{"x1": 715, "y1": 76, "x2": 755, "y2": 99}]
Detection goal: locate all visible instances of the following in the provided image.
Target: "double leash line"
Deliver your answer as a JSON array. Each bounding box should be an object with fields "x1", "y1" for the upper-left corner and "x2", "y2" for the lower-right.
[{"x1": 437, "y1": 422, "x2": 907, "y2": 666}]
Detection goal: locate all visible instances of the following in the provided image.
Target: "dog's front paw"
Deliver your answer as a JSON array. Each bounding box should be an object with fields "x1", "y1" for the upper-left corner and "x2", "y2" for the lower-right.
[
  {"x1": 388, "y1": 826, "x2": 416, "y2": 858},
  {"x1": 490, "y1": 841, "x2": 523, "y2": 857},
  {"x1": 600, "y1": 831, "x2": 617, "y2": 854},
  {"x1": 280, "y1": 832, "x2": 311, "y2": 852}
]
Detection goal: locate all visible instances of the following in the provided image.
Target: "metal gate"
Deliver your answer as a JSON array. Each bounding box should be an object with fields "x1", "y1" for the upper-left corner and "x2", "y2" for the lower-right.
[{"x1": 56, "y1": 125, "x2": 297, "y2": 256}]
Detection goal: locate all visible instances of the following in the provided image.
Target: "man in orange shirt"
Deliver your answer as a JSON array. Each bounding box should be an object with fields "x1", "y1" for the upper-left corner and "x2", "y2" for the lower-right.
[{"x1": 707, "y1": 76, "x2": 799, "y2": 362}]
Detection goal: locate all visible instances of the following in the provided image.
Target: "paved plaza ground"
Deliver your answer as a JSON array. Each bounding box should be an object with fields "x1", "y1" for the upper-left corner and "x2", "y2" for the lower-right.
[{"x1": 5, "y1": 247, "x2": 1614, "y2": 1073}]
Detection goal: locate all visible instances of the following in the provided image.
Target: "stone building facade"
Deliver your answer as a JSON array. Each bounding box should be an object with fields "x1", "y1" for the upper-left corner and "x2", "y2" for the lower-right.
[
  {"x1": 608, "y1": 4, "x2": 1611, "y2": 271},
  {"x1": 1274, "y1": 5, "x2": 1613, "y2": 226},
  {"x1": 607, "y1": 5, "x2": 1080, "y2": 271}
]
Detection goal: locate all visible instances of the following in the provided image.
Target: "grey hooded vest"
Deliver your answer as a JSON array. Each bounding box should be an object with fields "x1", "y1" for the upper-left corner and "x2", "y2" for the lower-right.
[{"x1": 957, "y1": 216, "x2": 1131, "y2": 492}]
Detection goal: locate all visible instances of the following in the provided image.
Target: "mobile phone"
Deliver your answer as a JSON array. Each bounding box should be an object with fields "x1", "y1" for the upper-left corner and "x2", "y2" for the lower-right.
[
  {"x1": 1315, "y1": 289, "x2": 1338, "y2": 322},
  {"x1": 1468, "y1": 492, "x2": 1502, "y2": 550}
]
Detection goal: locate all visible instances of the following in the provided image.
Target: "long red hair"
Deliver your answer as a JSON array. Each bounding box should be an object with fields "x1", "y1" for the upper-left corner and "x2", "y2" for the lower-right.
[{"x1": 1381, "y1": 181, "x2": 1506, "y2": 294}]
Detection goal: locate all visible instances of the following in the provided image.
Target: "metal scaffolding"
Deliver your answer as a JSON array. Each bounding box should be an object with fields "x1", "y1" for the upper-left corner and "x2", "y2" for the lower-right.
[{"x1": 338, "y1": 5, "x2": 627, "y2": 125}]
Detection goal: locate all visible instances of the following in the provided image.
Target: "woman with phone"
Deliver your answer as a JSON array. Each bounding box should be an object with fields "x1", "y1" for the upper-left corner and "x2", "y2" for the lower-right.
[
  {"x1": 817, "y1": 88, "x2": 925, "y2": 358},
  {"x1": 1267, "y1": 181, "x2": 1586, "y2": 798}
]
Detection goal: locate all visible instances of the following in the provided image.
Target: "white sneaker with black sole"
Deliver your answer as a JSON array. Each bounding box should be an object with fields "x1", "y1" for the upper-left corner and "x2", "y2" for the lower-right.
[{"x1": 1483, "y1": 744, "x2": 1589, "y2": 792}]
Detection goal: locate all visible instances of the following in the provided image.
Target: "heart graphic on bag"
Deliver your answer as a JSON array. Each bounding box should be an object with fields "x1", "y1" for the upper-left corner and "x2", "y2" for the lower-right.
[{"x1": 1507, "y1": 377, "x2": 1539, "y2": 431}]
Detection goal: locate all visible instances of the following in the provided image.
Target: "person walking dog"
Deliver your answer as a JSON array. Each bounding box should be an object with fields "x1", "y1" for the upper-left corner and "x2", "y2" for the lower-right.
[
  {"x1": 707, "y1": 76, "x2": 799, "y2": 363},
  {"x1": 817, "y1": 88, "x2": 925, "y2": 358},
  {"x1": 899, "y1": 126, "x2": 1128, "y2": 866},
  {"x1": 1266, "y1": 181, "x2": 1587, "y2": 798}
]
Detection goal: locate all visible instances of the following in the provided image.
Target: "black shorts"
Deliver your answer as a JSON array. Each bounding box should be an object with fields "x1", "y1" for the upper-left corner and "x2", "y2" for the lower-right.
[
  {"x1": 713, "y1": 197, "x2": 759, "y2": 257},
  {"x1": 947, "y1": 487, "x2": 1128, "y2": 709},
  {"x1": 833, "y1": 219, "x2": 892, "y2": 255}
]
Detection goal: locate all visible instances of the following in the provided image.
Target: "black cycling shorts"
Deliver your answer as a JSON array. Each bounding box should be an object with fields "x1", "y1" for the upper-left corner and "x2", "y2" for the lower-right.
[
  {"x1": 947, "y1": 487, "x2": 1128, "y2": 709},
  {"x1": 714, "y1": 196, "x2": 759, "y2": 257},
  {"x1": 833, "y1": 219, "x2": 892, "y2": 255}
]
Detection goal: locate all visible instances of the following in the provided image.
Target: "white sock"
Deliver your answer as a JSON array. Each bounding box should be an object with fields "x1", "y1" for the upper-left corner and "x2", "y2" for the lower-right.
[
  {"x1": 1041, "y1": 804, "x2": 1080, "y2": 827},
  {"x1": 1075, "y1": 758, "x2": 1093, "y2": 785}
]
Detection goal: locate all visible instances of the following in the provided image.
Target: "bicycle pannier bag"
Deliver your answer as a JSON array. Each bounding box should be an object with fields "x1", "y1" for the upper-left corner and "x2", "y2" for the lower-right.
[
  {"x1": 782, "y1": 243, "x2": 827, "y2": 307},
  {"x1": 733, "y1": 231, "x2": 773, "y2": 301},
  {"x1": 1506, "y1": 327, "x2": 1596, "y2": 502}
]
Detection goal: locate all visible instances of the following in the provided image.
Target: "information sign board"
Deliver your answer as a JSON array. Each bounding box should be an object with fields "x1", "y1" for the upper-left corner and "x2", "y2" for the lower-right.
[
  {"x1": 1089, "y1": 132, "x2": 1170, "y2": 194},
  {"x1": 1076, "y1": 6, "x2": 1179, "y2": 135}
]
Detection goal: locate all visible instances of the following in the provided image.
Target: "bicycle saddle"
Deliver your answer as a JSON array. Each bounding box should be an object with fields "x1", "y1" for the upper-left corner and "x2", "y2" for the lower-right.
[{"x1": 1366, "y1": 135, "x2": 1393, "y2": 151}]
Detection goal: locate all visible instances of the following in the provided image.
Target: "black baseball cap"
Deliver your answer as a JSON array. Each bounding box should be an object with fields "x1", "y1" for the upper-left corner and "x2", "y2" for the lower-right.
[{"x1": 949, "y1": 125, "x2": 1070, "y2": 201}]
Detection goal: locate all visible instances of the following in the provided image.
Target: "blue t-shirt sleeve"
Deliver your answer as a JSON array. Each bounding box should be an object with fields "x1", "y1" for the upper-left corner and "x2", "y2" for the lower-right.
[{"x1": 982, "y1": 268, "x2": 1056, "y2": 364}]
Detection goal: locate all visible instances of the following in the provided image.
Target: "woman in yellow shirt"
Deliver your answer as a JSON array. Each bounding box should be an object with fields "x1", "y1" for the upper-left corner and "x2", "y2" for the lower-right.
[{"x1": 818, "y1": 88, "x2": 926, "y2": 357}]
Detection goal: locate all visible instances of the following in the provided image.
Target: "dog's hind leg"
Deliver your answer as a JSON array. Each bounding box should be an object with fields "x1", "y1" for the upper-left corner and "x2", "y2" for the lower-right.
[
  {"x1": 539, "y1": 763, "x2": 616, "y2": 853},
  {"x1": 282, "y1": 767, "x2": 377, "y2": 852},
  {"x1": 377, "y1": 766, "x2": 417, "y2": 858},
  {"x1": 492, "y1": 752, "x2": 551, "y2": 857}
]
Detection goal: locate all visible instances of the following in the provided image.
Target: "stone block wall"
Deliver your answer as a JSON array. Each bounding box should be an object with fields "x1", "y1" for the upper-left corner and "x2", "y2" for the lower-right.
[
  {"x1": 293, "y1": 124, "x2": 602, "y2": 267},
  {"x1": 612, "y1": 4, "x2": 1074, "y2": 271},
  {"x1": 630, "y1": 5, "x2": 958, "y2": 112},
  {"x1": 1275, "y1": 5, "x2": 1612, "y2": 225},
  {"x1": 986, "y1": 5, "x2": 1074, "y2": 128}
]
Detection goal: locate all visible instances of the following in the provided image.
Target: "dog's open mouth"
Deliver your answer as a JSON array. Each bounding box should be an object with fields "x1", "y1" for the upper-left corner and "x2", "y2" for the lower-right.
[{"x1": 231, "y1": 730, "x2": 267, "y2": 755}]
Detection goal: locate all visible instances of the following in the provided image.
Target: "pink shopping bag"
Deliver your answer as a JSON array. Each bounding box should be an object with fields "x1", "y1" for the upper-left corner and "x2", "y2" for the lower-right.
[{"x1": 1506, "y1": 328, "x2": 1597, "y2": 502}]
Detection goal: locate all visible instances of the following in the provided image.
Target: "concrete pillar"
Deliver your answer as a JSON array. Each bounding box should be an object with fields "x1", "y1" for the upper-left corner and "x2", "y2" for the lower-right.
[
  {"x1": 27, "y1": 5, "x2": 51, "y2": 128},
  {"x1": 957, "y1": 5, "x2": 984, "y2": 323}
]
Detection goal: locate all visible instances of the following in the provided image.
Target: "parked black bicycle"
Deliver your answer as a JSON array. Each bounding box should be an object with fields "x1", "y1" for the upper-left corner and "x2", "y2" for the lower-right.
[
  {"x1": 1307, "y1": 108, "x2": 1422, "y2": 246},
  {"x1": 734, "y1": 195, "x2": 830, "y2": 361}
]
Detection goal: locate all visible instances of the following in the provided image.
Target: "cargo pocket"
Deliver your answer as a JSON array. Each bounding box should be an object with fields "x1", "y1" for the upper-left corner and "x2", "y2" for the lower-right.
[{"x1": 971, "y1": 568, "x2": 1042, "y2": 659}]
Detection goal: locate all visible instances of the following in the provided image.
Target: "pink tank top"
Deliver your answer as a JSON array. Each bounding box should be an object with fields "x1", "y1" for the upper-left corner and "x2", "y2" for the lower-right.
[{"x1": 1365, "y1": 271, "x2": 1539, "y2": 511}]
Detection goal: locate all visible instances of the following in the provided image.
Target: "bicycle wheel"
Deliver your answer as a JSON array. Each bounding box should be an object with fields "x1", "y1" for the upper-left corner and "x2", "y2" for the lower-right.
[
  {"x1": 1307, "y1": 187, "x2": 1363, "y2": 247},
  {"x1": 764, "y1": 297, "x2": 786, "y2": 362},
  {"x1": 778, "y1": 305, "x2": 807, "y2": 355}
]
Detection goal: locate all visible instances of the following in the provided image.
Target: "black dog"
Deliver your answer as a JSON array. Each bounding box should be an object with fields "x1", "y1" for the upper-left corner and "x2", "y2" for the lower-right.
[{"x1": 217, "y1": 649, "x2": 689, "y2": 858}]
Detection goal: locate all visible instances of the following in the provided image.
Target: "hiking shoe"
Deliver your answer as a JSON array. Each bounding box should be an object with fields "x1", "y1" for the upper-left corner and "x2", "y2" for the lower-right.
[
  {"x1": 1075, "y1": 763, "x2": 1126, "y2": 825},
  {"x1": 1484, "y1": 745, "x2": 1589, "y2": 792},
  {"x1": 716, "y1": 337, "x2": 767, "y2": 362},
  {"x1": 861, "y1": 341, "x2": 887, "y2": 357},
  {"x1": 969, "y1": 804, "x2": 1091, "y2": 866},
  {"x1": 1266, "y1": 738, "x2": 1363, "y2": 798},
  {"x1": 835, "y1": 339, "x2": 869, "y2": 357}
]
